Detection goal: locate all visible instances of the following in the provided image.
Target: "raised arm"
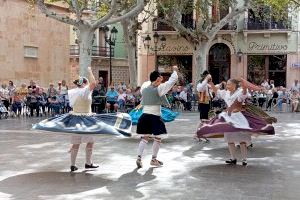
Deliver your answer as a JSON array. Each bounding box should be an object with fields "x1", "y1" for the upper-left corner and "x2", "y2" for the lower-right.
[
  {"x1": 87, "y1": 67, "x2": 96, "y2": 91},
  {"x1": 157, "y1": 66, "x2": 178, "y2": 97},
  {"x1": 197, "y1": 74, "x2": 212, "y2": 92}
]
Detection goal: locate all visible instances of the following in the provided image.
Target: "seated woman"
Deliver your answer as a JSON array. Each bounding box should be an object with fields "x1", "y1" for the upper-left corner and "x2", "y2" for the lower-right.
[
  {"x1": 11, "y1": 91, "x2": 23, "y2": 117},
  {"x1": 106, "y1": 86, "x2": 118, "y2": 112}
]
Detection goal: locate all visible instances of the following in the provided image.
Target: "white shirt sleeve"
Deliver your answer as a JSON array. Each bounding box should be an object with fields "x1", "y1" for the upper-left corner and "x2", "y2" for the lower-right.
[
  {"x1": 217, "y1": 89, "x2": 226, "y2": 100},
  {"x1": 197, "y1": 79, "x2": 208, "y2": 92},
  {"x1": 237, "y1": 89, "x2": 249, "y2": 102},
  {"x1": 157, "y1": 71, "x2": 178, "y2": 97}
]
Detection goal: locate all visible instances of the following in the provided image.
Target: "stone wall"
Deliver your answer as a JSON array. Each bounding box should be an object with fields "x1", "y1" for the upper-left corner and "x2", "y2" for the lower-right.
[{"x1": 0, "y1": 0, "x2": 70, "y2": 87}]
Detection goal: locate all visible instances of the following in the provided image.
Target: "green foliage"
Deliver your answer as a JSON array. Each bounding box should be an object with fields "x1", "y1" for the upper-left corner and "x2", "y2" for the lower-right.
[{"x1": 251, "y1": 0, "x2": 300, "y2": 20}]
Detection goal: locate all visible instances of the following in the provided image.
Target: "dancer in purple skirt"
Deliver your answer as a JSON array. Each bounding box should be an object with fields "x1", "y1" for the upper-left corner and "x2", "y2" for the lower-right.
[{"x1": 197, "y1": 78, "x2": 275, "y2": 166}]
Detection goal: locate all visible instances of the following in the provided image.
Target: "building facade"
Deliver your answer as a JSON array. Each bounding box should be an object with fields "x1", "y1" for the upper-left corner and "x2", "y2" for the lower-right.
[
  {"x1": 0, "y1": 0, "x2": 70, "y2": 87},
  {"x1": 0, "y1": 0, "x2": 130, "y2": 88},
  {"x1": 137, "y1": 2, "x2": 300, "y2": 88},
  {"x1": 70, "y1": 23, "x2": 130, "y2": 88}
]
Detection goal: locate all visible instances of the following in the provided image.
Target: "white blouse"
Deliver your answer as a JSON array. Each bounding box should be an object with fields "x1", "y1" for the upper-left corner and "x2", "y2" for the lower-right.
[
  {"x1": 217, "y1": 88, "x2": 251, "y2": 129},
  {"x1": 68, "y1": 86, "x2": 92, "y2": 113}
]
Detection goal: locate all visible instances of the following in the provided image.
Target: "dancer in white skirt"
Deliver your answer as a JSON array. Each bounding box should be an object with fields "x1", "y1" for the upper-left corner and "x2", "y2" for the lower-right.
[{"x1": 198, "y1": 78, "x2": 275, "y2": 166}]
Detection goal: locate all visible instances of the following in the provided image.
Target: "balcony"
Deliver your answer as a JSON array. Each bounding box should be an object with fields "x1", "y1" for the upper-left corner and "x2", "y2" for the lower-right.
[
  {"x1": 245, "y1": 18, "x2": 292, "y2": 30},
  {"x1": 220, "y1": 23, "x2": 237, "y2": 30},
  {"x1": 70, "y1": 45, "x2": 114, "y2": 57}
]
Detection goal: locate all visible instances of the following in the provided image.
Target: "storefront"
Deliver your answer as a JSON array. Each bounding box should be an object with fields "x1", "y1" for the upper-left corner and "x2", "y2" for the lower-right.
[{"x1": 238, "y1": 32, "x2": 298, "y2": 87}]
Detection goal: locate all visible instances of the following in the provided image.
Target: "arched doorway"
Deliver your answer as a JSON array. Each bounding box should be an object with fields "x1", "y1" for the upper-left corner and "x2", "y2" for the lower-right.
[{"x1": 208, "y1": 43, "x2": 231, "y2": 84}]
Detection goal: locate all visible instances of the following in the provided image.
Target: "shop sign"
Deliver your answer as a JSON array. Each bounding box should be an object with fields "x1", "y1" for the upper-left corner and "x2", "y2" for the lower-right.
[
  {"x1": 158, "y1": 45, "x2": 193, "y2": 54},
  {"x1": 291, "y1": 63, "x2": 300, "y2": 68},
  {"x1": 248, "y1": 42, "x2": 288, "y2": 52}
]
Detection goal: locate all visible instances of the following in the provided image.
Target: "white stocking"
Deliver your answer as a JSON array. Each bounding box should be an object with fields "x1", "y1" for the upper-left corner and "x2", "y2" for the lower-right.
[
  {"x1": 152, "y1": 138, "x2": 161, "y2": 159},
  {"x1": 137, "y1": 138, "x2": 148, "y2": 158},
  {"x1": 228, "y1": 143, "x2": 236, "y2": 160},
  {"x1": 86, "y1": 147, "x2": 93, "y2": 165},
  {"x1": 70, "y1": 148, "x2": 79, "y2": 166},
  {"x1": 240, "y1": 143, "x2": 248, "y2": 161}
]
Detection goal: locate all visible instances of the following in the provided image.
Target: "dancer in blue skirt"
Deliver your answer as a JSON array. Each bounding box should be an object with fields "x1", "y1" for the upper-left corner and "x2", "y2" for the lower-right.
[{"x1": 33, "y1": 67, "x2": 132, "y2": 172}]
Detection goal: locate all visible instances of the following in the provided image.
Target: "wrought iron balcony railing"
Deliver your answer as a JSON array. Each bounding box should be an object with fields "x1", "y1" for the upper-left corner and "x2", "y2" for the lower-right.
[
  {"x1": 70, "y1": 45, "x2": 114, "y2": 57},
  {"x1": 155, "y1": 19, "x2": 237, "y2": 31},
  {"x1": 245, "y1": 18, "x2": 292, "y2": 30}
]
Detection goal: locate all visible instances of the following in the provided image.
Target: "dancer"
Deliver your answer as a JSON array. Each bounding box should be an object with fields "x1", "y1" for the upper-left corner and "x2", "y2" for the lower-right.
[
  {"x1": 197, "y1": 78, "x2": 275, "y2": 166},
  {"x1": 136, "y1": 66, "x2": 178, "y2": 168},
  {"x1": 197, "y1": 71, "x2": 212, "y2": 122},
  {"x1": 33, "y1": 67, "x2": 132, "y2": 172}
]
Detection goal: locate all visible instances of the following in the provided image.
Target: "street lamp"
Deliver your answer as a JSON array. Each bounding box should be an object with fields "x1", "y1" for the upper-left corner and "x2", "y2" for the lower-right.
[
  {"x1": 104, "y1": 26, "x2": 118, "y2": 85},
  {"x1": 143, "y1": 32, "x2": 166, "y2": 71},
  {"x1": 237, "y1": 49, "x2": 243, "y2": 63}
]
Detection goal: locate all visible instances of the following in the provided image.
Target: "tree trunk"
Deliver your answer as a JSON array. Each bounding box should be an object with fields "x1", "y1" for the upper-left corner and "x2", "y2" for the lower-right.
[
  {"x1": 77, "y1": 28, "x2": 94, "y2": 77},
  {"x1": 122, "y1": 21, "x2": 137, "y2": 88},
  {"x1": 194, "y1": 41, "x2": 209, "y2": 82}
]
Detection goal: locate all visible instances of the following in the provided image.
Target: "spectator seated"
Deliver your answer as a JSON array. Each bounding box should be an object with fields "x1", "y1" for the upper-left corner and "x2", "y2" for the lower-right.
[{"x1": 106, "y1": 86, "x2": 119, "y2": 112}]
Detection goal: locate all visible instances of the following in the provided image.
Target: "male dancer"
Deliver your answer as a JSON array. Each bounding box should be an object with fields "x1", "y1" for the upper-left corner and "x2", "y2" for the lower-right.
[
  {"x1": 197, "y1": 70, "x2": 212, "y2": 122},
  {"x1": 136, "y1": 66, "x2": 178, "y2": 168}
]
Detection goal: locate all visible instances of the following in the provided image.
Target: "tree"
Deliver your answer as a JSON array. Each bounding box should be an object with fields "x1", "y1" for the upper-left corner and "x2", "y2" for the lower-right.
[
  {"x1": 29, "y1": 0, "x2": 145, "y2": 77},
  {"x1": 119, "y1": 0, "x2": 154, "y2": 88},
  {"x1": 156, "y1": 0, "x2": 251, "y2": 82}
]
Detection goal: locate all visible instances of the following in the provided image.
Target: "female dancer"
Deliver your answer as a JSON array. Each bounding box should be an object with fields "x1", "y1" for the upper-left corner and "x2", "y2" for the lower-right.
[
  {"x1": 197, "y1": 78, "x2": 275, "y2": 165},
  {"x1": 136, "y1": 66, "x2": 178, "y2": 168},
  {"x1": 33, "y1": 67, "x2": 132, "y2": 172}
]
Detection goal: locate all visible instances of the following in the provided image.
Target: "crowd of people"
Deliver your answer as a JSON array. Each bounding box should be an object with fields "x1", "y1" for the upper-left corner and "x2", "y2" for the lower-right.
[
  {"x1": 1, "y1": 77, "x2": 299, "y2": 119},
  {"x1": 0, "y1": 80, "x2": 70, "y2": 118},
  {"x1": 251, "y1": 79, "x2": 300, "y2": 112}
]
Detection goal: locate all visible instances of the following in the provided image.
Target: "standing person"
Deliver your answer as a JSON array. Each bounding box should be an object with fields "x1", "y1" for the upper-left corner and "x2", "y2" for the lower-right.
[
  {"x1": 291, "y1": 80, "x2": 300, "y2": 93},
  {"x1": 33, "y1": 67, "x2": 132, "y2": 172},
  {"x1": 197, "y1": 78, "x2": 275, "y2": 165},
  {"x1": 8, "y1": 80, "x2": 16, "y2": 104},
  {"x1": 67, "y1": 69, "x2": 98, "y2": 172},
  {"x1": 136, "y1": 65, "x2": 178, "y2": 168},
  {"x1": 197, "y1": 71, "x2": 212, "y2": 122},
  {"x1": 290, "y1": 90, "x2": 300, "y2": 112}
]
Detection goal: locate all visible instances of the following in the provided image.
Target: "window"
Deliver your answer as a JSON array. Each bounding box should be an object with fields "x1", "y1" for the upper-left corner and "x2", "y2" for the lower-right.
[{"x1": 24, "y1": 46, "x2": 38, "y2": 58}]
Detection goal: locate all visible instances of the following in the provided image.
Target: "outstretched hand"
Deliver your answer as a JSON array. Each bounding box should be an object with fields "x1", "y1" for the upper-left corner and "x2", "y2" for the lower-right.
[{"x1": 172, "y1": 65, "x2": 178, "y2": 72}]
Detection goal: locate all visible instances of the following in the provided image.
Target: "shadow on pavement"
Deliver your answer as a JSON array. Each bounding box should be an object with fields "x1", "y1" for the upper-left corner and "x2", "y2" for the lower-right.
[
  {"x1": 106, "y1": 167, "x2": 156, "y2": 199},
  {"x1": 0, "y1": 171, "x2": 111, "y2": 199},
  {"x1": 0, "y1": 168, "x2": 156, "y2": 200}
]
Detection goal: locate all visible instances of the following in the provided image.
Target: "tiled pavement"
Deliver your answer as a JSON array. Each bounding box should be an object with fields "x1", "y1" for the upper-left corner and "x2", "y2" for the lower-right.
[{"x1": 0, "y1": 112, "x2": 299, "y2": 200}]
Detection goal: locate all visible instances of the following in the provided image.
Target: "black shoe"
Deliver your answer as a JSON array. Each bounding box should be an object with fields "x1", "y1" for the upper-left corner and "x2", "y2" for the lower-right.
[
  {"x1": 70, "y1": 165, "x2": 78, "y2": 172},
  {"x1": 242, "y1": 160, "x2": 247, "y2": 166},
  {"x1": 85, "y1": 163, "x2": 99, "y2": 169},
  {"x1": 225, "y1": 159, "x2": 237, "y2": 165}
]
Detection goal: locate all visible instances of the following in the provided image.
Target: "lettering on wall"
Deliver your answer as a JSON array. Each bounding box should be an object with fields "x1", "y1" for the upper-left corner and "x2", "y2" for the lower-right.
[
  {"x1": 248, "y1": 42, "x2": 288, "y2": 52},
  {"x1": 154, "y1": 45, "x2": 192, "y2": 54}
]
